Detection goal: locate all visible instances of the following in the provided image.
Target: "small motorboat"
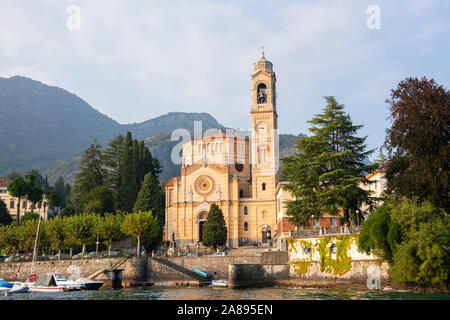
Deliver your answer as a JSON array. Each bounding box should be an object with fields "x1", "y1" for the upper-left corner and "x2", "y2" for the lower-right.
[
  {"x1": 193, "y1": 268, "x2": 212, "y2": 279},
  {"x1": 75, "y1": 277, "x2": 104, "y2": 290},
  {"x1": 211, "y1": 280, "x2": 228, "y2": 287},
  {"x1": 8, "y1": 283, "x2": 30, "y2": 294},
  {"x1": 53, "y1": 272, "x2": 84, "y2": 291},
  {"x1": 28, "y1": 273, "x2": 67, "y2": 293}
]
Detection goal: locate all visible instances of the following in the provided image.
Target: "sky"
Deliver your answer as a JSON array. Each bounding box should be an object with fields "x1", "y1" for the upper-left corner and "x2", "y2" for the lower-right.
[{"x1": 0, "y1": 0, "x2": 449, "y2": 158}]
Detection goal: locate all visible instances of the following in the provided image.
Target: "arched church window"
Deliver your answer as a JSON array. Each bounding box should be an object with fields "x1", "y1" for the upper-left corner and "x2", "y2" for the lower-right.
[
  {"x1": 244, "y1": 222, "x2": 248, "y2": 231},
  {"x1": 244, "y1": 206, "x2": 248, "y2": 215},
  {"x1": 239, "y1": 189, "x2": 244, "y2": 198},
  {"x1": 257, "y1": 83, "x2": 267, "y2": 104},
  {"x1": 262, "y1": 183, "x2": 266, "y2": 191}
]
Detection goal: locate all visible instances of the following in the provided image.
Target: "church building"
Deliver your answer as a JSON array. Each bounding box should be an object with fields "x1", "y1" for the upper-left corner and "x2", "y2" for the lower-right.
[
  {"x1": 165, "y1": 52, "x2": 289, "y2": 248},
  {"x1": 164, "y1": 52, "x2": 384, "y2": 249}
]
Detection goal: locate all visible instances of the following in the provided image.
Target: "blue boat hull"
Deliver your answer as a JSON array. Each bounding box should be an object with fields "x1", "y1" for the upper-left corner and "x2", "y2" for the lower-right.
[
  {"x1": 0, "y1": 279, "x2": 13, "y2": 288},
  {"x1": 193, "y1": 268, "x2": 211, "y2": 279}
]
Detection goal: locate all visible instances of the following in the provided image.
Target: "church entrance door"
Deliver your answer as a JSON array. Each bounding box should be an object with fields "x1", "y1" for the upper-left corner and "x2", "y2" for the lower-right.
[{"x1": 261, "y1": 230, "x2": 267, "y2": 244}]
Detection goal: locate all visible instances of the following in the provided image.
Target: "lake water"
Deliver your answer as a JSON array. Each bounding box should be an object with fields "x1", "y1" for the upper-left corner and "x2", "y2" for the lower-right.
[{"x1": 1, "y1": 286, "x2": 449, "y2": 300}]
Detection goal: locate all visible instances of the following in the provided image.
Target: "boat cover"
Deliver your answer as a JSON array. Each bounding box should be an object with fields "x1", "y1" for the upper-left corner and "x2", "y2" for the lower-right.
[{"x1": 33, "y1": 274, "x2": 57, "y2": 287}]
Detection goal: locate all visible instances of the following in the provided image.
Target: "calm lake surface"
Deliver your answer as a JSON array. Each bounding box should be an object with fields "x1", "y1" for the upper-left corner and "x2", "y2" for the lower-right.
[{"x1": 1, "y1": 286, "x2": 449, "y2": 300}]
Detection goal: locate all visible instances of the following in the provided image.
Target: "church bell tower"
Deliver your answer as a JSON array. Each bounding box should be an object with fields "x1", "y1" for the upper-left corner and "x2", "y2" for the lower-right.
[{"x1": 250, "y1": 50, "x2": 279, "y2": 199}]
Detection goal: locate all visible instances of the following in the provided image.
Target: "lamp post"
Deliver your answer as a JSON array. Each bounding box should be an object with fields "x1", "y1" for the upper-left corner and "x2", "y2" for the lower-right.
[{"x1": 96, "y1": 235, "x2": 99, "y2": 257}]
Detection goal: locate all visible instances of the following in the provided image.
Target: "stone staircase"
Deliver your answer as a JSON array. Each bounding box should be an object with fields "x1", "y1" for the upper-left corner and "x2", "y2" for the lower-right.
[
  {"x1": 87, "y1": 256, "x2": 129, "y2": 280},
  {"x1": 150, "y1": 257, "x2": 211, "y2": 285}
]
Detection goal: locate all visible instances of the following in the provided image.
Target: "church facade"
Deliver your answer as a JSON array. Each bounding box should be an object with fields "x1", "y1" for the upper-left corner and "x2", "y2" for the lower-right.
[
  {"x1": 165, "y1": 53, "x2": 287, "y2": 248},
  {"x1": 164, "y1": 53, "x2": 385, "y2": 249}
]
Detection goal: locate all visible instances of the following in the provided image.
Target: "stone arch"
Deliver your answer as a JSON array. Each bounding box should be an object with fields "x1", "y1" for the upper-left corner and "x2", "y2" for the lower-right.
[{"x1": 196, "y1": 210, "x2": 209, "y2": 242}]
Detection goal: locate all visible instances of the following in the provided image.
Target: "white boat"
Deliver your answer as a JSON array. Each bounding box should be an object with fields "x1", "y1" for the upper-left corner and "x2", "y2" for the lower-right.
[
  {"x1": 211, "y1": 280, "x2": 228, "y2": 287},
  {"x1": 53, "y1": 272, "x2": 84, "y2": 291},
  {"x1": 28, "y1": 273, "x2": 67, "y2": 293},
  {"x1": 8, "y1": 282, "x2": 30, "y2": 294}
]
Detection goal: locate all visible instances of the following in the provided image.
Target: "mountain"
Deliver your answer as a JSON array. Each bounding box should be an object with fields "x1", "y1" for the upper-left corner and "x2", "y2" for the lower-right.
[
  {"x1": 0, "y1": 75, "x2": 304, "y2": 184},
  {"x1": 0, "y1": 76, "x2": 221, "y2": 181},
  {"x1": 0, "y1": 76, "x2": 122, "y2": 174}
]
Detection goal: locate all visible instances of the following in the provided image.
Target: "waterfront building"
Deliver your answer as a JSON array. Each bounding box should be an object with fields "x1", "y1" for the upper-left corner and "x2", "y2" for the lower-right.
[
  {"x1": 359, "y1": 159, "x2": 387, "y2": 215},
  {"x1": 0, "y1": 177, "x2": 50, "y2": 220}
]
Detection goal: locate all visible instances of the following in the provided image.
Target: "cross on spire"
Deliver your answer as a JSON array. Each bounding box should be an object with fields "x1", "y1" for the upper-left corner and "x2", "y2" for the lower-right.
[{"x1": 261, "y1": 46, "x2": 265, "y2": 59}]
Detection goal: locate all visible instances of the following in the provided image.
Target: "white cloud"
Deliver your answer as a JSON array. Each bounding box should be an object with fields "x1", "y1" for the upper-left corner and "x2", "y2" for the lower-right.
[{"x1": 0, "y1": 0, "x2": 448, "y2": 155}]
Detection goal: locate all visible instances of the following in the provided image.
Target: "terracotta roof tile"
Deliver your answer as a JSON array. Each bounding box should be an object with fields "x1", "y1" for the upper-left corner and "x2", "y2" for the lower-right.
[{"x1": 0, "y1": 178, "x2": 11, "y2": 187}]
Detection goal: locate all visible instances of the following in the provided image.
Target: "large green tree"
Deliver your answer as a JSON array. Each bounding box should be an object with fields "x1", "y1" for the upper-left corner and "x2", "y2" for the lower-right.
[
  {"x1": 121, "y1": 211, "x2": 160, "y2": 256},
  {"x1": 46, "y1": 190, "x2": 61, "y2": 214},
  {"x1": 201, "y1": 204, "x2": 228, "y2": 250},
  {"x1": 0, "y1": 225, "x2": 19, "y2": 255},
  {"x1": 384, "y1": 77, "x2": 449, "y2": 212},
  {"x1": 119, "y1": 132, "x2": 160, "y2": 212},
  {"x1": 65, "y1": 214, "x2": 96, "y2": 256},
  {"x1": 120, "y1": 132, "x2": 135, "y2": 212},
  {"x1": 97, "y1": 213, "x2": 125, "y2": 256},
  {"x1": 76, "y1": 139, "x2": 104, "y2": 196},
  {"x1": 25, "y1": 169, "x2": 46, "y2": 189},
  {"x1": 281, "y1": 96, "x2": 376, "y2": 226},
  {"x1": 46, "y1": 217, "x2": 67, "y2": 260},
  {"x1": 0, "y1": 199, "x2": 13, "y2": 226},
  {"x1": 7, "y1": 176, "x2": 29, "y2": 226},
  {"x1": 53, "y1": 177, "x2": 66, "y2": 208},
  {"x1": 80, "y1": 185, "x2": 114, "y2": 215},
  {"x1": 101, "y1": 134, "x2": 125, "y2": 210},
  {"x1": 359, "y1": 198, "x2": 449, "y2": 287},
  {"x1": 133, "y1": 173, "x2": 164, "y2": 221}
]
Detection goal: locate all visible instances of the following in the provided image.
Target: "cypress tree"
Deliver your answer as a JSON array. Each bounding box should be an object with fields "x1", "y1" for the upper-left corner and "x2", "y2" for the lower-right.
[
  {"x1": 120, "y1": 132, "x2": 135, "y2": 212},
  {"x1": 133, "y1": 173, "x2": 164, "y2": 220},
  {"x1": 54, "y1": 177, "x2": 66, "y2": 208},
  {"x1": 102, "y1": 134, "x2": 125, "y2": 210},
  {"x1": 132, "y1": 139, "x2": 142, "y2": 198},
  {"x1": 202, "y1": 204, "x2": 228, "y2": 250}
]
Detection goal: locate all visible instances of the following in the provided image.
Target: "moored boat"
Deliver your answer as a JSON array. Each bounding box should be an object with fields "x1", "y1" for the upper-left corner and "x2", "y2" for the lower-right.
[
  {"x1": 211, "y1": 280, "x2": 228, "y2": 287},
  {"x1": 28, "y1": 273, "x2": 67, "y2": 293},
  {"x1": 75, "y1": 277, "x2": 104, "y2": 290},
  {"x1": 53, "y1": 272, "x2": 84, "y2": 291},
  {"x1": 8, "y1": 283, "x2": 30, "y2": 294},
  {"x1": 193, "y1": 268, "x2": 212, "y2": 279},
  {"x1": 0, "y1": 279, "x2": 13, "y2": 289}
]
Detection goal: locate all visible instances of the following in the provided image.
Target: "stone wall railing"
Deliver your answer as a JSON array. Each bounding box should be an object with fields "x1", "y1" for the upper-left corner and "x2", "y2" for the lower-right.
[{"x1": 292, "y1": 226, "x2": 361, "y2": 238}]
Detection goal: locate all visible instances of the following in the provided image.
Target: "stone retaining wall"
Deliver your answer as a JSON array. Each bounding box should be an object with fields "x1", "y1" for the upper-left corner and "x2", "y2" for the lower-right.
[
  {"x1": 289, "y1": 260, "x2": 389, "y2": 285},
  {"x1": 164, "y1": 255, "x2": 262, "y2": 280},
  {"x1": 0, "y1": 258, "x2": 123, "y2": 281},
  {"x1": 228, "y1": 264, "x2": 290, "y2": 288}
]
